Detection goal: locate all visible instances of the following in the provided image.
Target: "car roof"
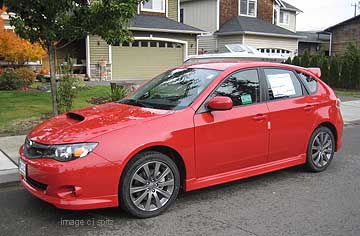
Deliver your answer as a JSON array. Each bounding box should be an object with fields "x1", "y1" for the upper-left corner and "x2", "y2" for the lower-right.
[{"x1": 182, "y1": 60, "x2": 302, "y2": 72}]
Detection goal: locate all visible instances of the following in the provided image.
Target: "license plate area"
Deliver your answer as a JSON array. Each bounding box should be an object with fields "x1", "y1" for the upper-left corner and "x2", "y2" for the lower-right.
[{"x1": 19, "y1": 159, "x2": 27, "y2": 177}]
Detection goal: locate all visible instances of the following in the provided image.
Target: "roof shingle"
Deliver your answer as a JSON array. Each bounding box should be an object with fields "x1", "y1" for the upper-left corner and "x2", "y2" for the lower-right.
[
  {"x1": 130, "y1": 14, "x2": 203, "y2": 34},
  {"x1": 215, "y1": 16, "x2": 300, "y2": 38}
]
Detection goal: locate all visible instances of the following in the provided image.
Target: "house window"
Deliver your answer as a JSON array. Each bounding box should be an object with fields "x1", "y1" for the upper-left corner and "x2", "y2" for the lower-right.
[
  {"x1": 239, "y1": 0, "x2": 257, "y2": 17},
  {"x1": 180, "y1": 8, "x2": 184, "y2": 23},
  {"x1": 141, "y1": 0, "x2": 165, "y2": 13},
  {"x1": 280, "y1": 11, "x2": 289, "y2": 24}
]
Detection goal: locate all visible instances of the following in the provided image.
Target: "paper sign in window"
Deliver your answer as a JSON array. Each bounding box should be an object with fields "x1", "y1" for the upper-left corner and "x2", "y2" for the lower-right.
[{"x1": 267, "y1": 74, "x2": 296, "y2": 98}]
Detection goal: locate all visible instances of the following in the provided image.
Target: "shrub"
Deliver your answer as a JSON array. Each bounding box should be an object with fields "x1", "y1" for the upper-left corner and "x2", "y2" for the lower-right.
[
  {"x1": 0, "y1": 71, "x2": 24, "y2": 90},
  {"x1": 110, "y1": 84, "x2": 128, "y2": 101},
  {"x1": 309, "y1": 55, "x2": 321, "y2": 67},
  {"x1": 329, "y1": 57, "x2": 341, "y2": 88},
  {"x1": 284, "y1": 57, "x2": 292, "y2": 64},
  {"x1": 352, "y1": 56, "x2": 360, "y2": 89},
  {"x1": 57, "y1": 61, "x2": 81, "y2": 114},
  {"x1": 292, "y1": 56, "x2": 301, "y2": 66},
  {"x1": 300, "y1": 50, "x2": 310, "y2": 67},
  {"x1": 14, "y1": 67, "x2": 36, "y2": 88},
  {"x1": 57, "y1": 73, "x2": 78, "y2": 113},
  {"x1": 320, "y1": 57, "x2": 330, "y2": 85},
  {"x1": 340, "y1": 58, "x2": 352, "y2": 89}
]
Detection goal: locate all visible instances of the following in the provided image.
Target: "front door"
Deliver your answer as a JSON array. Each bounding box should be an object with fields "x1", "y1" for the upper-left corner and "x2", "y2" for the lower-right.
[{"x1": 194, "y1": 69, "x2": 270, "y2": 178}]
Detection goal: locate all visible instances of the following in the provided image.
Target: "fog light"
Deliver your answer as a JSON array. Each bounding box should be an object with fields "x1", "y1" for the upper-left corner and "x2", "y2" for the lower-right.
[{"x1": 56, "y1": 186, "x2": 83, "y2": 198}]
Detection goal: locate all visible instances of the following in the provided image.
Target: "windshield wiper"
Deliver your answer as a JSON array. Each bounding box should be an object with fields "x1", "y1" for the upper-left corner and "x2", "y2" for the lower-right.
[{"x1": 120, "y1": 99, "x2": 154, "y2": 108}]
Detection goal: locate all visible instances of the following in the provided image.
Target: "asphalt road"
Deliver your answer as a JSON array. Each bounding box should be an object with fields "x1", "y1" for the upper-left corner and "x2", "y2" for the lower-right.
[{"x1": 1, "y1": 125, "x2": 360, "y2": 236}]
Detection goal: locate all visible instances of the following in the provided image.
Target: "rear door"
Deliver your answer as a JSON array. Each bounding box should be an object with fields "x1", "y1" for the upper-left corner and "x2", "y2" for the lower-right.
[
  {"x1": 194, "y1": 69, "x2": 270, "y2": 178},
  {"x1": 262, "y1": 68, "x2": 317, "y2": 162}
]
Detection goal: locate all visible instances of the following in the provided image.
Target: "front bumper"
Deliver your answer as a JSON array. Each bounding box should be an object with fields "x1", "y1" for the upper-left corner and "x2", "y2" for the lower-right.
[{"x1": 19, "y1": 146, "x2": 121, "y2": 210}]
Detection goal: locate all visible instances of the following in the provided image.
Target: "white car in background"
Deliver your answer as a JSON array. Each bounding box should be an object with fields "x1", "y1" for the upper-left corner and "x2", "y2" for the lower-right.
[{"x1": 185, "y1": 44, "x2": 290, "y2": 64}]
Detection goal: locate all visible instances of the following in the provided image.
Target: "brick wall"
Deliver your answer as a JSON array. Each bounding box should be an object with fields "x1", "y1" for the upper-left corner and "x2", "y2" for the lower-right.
[
  {"x1": 220, "y1": 0, "x2": 238, "y2": 26},
  {"x1": 331, "y1": 19, "x2": 360, "y2": 55},
  {"x1": 257, "y1": 0, "x2": 273, "y2": 23}
]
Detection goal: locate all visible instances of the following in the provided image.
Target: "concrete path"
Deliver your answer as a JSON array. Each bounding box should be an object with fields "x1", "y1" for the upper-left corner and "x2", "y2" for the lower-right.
[
  {"x1": 341, "y1": 100, "x2": 360, "y2": 125},
  {"x1": 0, "y1": 150, "x2": 18, "y2": 186}
]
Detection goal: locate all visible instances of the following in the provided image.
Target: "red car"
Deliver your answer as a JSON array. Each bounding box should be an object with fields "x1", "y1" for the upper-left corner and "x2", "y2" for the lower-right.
[{"x1": 19, "y1": 62, "x2": 343, "y2": 218}]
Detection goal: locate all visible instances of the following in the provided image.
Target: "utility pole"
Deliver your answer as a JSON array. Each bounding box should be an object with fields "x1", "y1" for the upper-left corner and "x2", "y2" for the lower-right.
[{"x1": 351, "y1": 1, "x2": 359, "y2": 16}]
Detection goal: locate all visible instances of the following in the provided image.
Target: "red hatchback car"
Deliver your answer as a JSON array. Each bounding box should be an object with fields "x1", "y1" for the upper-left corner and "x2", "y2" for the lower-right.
[{"x1": 19, "y1": 62, "x2": 343, "y2": 218}]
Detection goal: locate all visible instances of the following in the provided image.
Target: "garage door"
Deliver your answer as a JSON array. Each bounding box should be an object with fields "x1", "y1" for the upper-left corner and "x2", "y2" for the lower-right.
[{"x1": 112, "y1": 40, "x2": 184, "y2": 80}]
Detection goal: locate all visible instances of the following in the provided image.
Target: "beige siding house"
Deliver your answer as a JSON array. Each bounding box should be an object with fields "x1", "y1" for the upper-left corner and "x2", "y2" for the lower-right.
[
  {"x1": 180, "y1": 0, "x2": 303, "y2": 58},
  {"x1": 87, "y1": 0, "x2": 203, "y2": 80}
]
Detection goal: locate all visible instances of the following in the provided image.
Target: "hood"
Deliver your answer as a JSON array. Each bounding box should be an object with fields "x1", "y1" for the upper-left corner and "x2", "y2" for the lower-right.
[{"x1": 28, "y1": 102, "x2": 173, "y2": 144}]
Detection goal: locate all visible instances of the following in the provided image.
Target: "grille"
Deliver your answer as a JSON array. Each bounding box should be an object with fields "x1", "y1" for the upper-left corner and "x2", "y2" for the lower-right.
[
  {"x1": 26, "y1": 176, "x2": 48, "y2": 191},
  {"x1": 24, "y1": 138, "x2": 54, "y2": 159}
]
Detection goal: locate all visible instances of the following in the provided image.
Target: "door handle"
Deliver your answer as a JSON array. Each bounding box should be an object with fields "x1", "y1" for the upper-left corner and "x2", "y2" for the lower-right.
[
  {"x1": 304, "y1": 105, "x2": 314, "y2": 111},
  {"x1": 253, "y1": 114, "x2": 267, "y2": 121}
]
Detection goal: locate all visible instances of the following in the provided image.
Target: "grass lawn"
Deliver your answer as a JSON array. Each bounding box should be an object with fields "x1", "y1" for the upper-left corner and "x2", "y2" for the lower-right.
[
  {"x1": 334, "y1": 89, "x2": 360, "y2": 98},
  {"x1": 0, "y1": 86, "x2": 110, "y2": 136}
]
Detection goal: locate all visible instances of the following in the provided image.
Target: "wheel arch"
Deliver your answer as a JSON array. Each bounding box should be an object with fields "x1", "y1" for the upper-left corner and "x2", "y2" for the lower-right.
[
  {"x1": 119, "y1": 145, "x2": 187, "y2": 191},
  {"x1": 315, "y1": 121, "x2": 338, "y2": 151}
]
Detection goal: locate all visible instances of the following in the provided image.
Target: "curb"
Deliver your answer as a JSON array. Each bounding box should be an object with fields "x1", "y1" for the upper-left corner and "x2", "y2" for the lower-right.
[
  {"x1": 0, "y1": 149, "x2": 20, "y2": 188},
  {"x1": 0, "y1": 169, "x2": 20, "y2": 188},
  {"x1": 344, "y1": 120, "x2": 360, "y2": 127}
]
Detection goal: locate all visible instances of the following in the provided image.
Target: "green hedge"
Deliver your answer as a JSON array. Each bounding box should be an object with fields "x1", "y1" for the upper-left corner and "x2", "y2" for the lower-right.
[{"x1": 285, "y1": 43, "x2": 360, "y2": 89}]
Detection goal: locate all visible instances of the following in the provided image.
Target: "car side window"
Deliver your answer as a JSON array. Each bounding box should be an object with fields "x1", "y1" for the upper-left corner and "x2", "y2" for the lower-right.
[
  {"x1": 296, "y1": 71, "x2": 318, "y2": 94},
  {"x1": 213, "y1": 69, "x2": 261, "y2": 106},
  {"x1": 264, "y1": 68, "x2": 304, "y2": 100}
]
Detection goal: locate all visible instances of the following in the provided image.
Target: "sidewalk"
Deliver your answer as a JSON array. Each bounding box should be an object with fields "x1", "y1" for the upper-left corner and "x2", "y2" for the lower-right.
[
  {"x1": 1, "y1": 100, "x2": 360, "y2": 186},
  {"x1": 0, "y1": 135, "x2": 25, "y2": 186},
  {"x1": 341, "y1": 100, "x2": 360, "y2": 125}
]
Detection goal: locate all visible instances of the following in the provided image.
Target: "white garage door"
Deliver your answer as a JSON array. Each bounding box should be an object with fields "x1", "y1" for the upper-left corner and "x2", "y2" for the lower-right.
[{"x1": 112, "y1": 40, "x2": 184, "y2": 80}]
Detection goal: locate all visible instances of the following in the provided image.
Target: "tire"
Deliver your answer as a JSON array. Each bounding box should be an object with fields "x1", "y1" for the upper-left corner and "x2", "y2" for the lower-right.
[
  {"x1": 306, "y1": 126, "x2": 336, "y2": 172},
  {"x1": 119, "y1": 151, "x2": 180, "y2": 218}
]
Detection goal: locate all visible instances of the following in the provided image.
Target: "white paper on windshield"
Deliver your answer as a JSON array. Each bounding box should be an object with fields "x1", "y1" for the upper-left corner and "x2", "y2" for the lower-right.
[{"x1": 267, "y1": 74, "x2": 296, "y2": 98}]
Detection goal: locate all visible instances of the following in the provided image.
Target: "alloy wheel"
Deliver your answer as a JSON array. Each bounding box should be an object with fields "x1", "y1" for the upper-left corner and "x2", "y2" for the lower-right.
[
  {"x1": 311, "y1": 131, "x2": 334, "y2": 168},
  {"x1": 129, "y1": 161, "x2": 175, "y2": 212}
]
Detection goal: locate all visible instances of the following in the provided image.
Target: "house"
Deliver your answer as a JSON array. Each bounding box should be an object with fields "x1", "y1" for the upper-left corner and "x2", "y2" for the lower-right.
[
  {"x1": 87, "y1": 1, "x2": 203, "y2": 80},
  {"x1": 325, "y1": 15, "x2": 360, "y2": 56},
  {"x1": 180, "y1": 0, "x2": 303, "y2": 58},
  {"x1": 1, "y1": 0, "x2": 203, "y2": 80},
  {"x1": 296, "y1": 31, "x2": 330, "y2": 56}
]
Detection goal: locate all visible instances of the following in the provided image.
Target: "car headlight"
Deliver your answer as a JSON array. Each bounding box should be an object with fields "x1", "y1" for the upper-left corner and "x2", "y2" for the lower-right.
[{"x1": 52, "y1": 143, "x2": 98, "y2": 162}]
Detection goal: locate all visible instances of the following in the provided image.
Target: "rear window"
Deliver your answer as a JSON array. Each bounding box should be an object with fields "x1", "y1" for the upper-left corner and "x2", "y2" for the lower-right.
[
  {"x1": 264, "y1": 69, "x2": 304, "y2": 100},
  {"x1": 297, "y1": 72, "x2": 318, "y2": 94}
]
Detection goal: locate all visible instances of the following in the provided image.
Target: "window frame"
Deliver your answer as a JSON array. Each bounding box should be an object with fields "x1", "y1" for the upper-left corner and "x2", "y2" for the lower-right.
[
  {"x1": 279, "y1": 11, "x2": 289, "y2": 25},
  {"x1": 239, "y1": 0, "x2": 257, "y2": 18},
  {"x1": 196, "y1": 67, "x2": 266, "y2": 113},
  {"x1": 259, "y1": 67, "x2": 309, "y2": 102},
  {"x1": 180, "y1": 8, "x2": 184, "y2": 23},
  {"x1": 295, "y1": 70, "x2": 319, "y2": 95},
  {"x1": 141, "y1": 0, "x2": 166, "y2": 13}
]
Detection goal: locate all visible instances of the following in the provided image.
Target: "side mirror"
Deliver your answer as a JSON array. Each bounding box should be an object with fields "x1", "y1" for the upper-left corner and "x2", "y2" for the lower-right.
[{"x1": 207, "y1": 96, "x2": 233, "y2": 111}]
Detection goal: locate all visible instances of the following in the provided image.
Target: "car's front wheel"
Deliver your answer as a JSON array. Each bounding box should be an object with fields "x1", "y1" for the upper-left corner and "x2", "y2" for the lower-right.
[
  {"x1": 119, "y1": 151, "x2": 180, "y2": 218},
  {"x1": 306, "y1": 126, "x2": 336, "y2": 172}
]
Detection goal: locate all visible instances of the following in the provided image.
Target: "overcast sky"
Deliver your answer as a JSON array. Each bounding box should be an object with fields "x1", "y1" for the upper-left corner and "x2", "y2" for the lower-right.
[{"x1": 284, "y1": 0, "x2": 359, "y2": 31}]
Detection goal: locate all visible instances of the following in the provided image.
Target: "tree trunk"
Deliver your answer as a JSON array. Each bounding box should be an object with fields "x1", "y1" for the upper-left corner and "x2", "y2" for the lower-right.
[{"x1": 48, "y1": 43, "x2": 58, "y2": 116}]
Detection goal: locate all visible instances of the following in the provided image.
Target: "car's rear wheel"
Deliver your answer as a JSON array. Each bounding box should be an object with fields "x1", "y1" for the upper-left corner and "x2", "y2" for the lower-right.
[
  {"x1": 306, "y1": 126, "x2": 335, "y2": 172},
  {"x1": 119, "y1": 151, "x2": 180, "y2": 218}
]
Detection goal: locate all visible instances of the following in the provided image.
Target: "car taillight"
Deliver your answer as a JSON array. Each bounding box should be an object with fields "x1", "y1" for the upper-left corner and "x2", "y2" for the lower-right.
[{"x1": 336, "y1": 98, "x2": 341, "y2": 109}]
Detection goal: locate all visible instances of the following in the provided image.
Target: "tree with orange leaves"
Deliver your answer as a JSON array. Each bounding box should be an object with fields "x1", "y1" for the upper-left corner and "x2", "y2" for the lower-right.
[{"x1": 0, "y1": 7, "x2": 46, "y2": 64}]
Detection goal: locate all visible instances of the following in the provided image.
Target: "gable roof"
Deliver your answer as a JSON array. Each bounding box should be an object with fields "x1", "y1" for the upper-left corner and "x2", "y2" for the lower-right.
[
  {"x1": 281, "y1": 1, "x2": 302, "y2": 13},
  {"x1": 325, "y1": 15, "x2": 360, "y2": 32},
  {"x1": 129, "y1": 14, "x2": 204, "y2": 34},
  {"x1": 215, "y1": 16, "x2": 302, "y2": 38}
]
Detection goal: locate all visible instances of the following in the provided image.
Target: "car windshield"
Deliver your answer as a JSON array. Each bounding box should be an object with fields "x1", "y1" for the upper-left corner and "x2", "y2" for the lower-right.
[{"x1": 119, "y1": 68, "x2": 221, "y2": 110}]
